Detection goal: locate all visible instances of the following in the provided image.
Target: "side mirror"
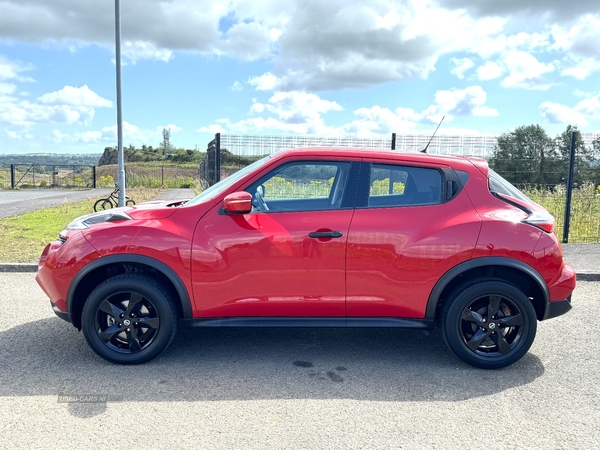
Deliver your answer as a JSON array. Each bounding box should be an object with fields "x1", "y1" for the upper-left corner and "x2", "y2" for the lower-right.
[{"x1": 223, "y1": 191, "x2": 253, "y2": 214}]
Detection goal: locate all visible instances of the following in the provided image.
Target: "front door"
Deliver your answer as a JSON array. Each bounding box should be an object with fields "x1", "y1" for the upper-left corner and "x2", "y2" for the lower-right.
[{"x1": 191, "y1": 160, "x2": 354, "y2": 317}]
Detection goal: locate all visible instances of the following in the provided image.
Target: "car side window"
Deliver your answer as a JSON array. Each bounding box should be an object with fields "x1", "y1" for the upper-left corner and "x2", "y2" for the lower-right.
[
  {"x1": 247, "y1": 161, "x2": 350, "y2": 212},
  {"x1": 368, "y1": 164, "x2": 442, "y2": 207}
]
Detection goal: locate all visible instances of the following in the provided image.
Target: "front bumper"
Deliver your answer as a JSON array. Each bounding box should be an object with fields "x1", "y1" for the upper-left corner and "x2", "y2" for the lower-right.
[{"x1": 541, "y1": 295, "x2": 572, "y2": 321}]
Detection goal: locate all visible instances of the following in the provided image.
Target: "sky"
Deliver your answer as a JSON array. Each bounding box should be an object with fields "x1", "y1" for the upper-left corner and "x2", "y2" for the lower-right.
[{"x1": 1, "y1": 0, "x2": 599, "y2": 154}]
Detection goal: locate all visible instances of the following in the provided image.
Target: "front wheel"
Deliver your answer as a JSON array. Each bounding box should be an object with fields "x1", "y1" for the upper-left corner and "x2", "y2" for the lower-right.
[
  {"x1": 441, "y1": 280, "x2": 537, "y2": 369},
  {"x1": 81, "y1": 274, "x2": 178, "y2": 364},
  {"x1": 93, "y1": 198, "x2": 113, "y2": 212}
]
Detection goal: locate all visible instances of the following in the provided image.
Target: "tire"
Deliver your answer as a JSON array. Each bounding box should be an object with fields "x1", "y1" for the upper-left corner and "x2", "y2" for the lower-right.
[
  {"x1": 126, "y1": 199, "x2": 136, "y2": 206},
  {"x1": 94, "y1": 198, "x2": 113, "y2": 212},
  {"x1": 81, "y1": 274, "x2": 178, "y2": 364},
  {"x1": 441, "y1": 279, "x2": 537, "y2": 369}
]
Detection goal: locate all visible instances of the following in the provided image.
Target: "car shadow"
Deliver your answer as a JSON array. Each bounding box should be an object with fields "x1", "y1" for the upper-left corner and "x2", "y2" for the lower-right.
[{"x1": 0, "y1": 317, "x2": 545, "y2": 412}]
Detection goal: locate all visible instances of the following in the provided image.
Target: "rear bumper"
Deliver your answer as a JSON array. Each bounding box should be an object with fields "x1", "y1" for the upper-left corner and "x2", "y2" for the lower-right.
[
  {"x1": 51, "y1": 301, "x2": 72, "y2": 324},
  {"x1": 541, "y1": 295, "x2": 572, "y2": 321}
]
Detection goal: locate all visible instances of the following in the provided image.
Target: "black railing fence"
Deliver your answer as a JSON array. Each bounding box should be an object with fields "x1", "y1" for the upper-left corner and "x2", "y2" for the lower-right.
[
  {"x1": 198, "y1": 132, "x2": 600, "y2": 243},
  {"x1": 0, "y1": 164, "x2": 96, "y2": 189}
]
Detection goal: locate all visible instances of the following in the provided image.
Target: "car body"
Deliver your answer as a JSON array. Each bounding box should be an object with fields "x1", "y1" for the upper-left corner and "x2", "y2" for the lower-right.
[{"x1": 36, "y1": 148, "x2": 576, "y2": 368}]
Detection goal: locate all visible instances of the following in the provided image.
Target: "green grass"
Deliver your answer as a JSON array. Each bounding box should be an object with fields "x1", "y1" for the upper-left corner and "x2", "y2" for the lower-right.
[
  {"x1": 0, "y1": 188, "x2": 163, "y2": 263},
  {"x1": 524, "y1": 183, "x2": 600, "y2": 243}
]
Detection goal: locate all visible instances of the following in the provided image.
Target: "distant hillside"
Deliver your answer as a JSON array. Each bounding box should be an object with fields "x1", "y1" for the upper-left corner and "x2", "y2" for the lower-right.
[
  {"x1": 98, "y1": 145, "x2": 205, "y2": 166},
  {"x1": 0, "y1": 153, "x2": 102, "y2": 166}
]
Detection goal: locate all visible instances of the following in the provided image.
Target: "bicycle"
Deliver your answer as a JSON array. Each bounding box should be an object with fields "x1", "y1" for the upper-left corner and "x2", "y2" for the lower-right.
[{"x1": 93, "y1": 184, "x2": 136, "y2": 211}]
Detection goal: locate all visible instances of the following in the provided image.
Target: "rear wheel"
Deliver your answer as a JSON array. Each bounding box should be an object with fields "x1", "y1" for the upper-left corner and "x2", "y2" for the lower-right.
[
  {"x1": 126, "y1": 199, "x2": 135, "y2": 206},
  {"x1": 441, "y1": 280, "x2": 537, "y2": 369},
  {"x1": 93, "y1": 198, "x2": 113, "y2": 211},
  {"x1": 81, "y1": 274, "x2": 178, "y2": 364}
]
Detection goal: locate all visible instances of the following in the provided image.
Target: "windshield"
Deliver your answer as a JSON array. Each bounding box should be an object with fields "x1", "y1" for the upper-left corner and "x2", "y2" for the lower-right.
[
  {"x1": 488, "y1": 169, "x2": 532, "y2": 203},
  {"x1": 184, "y1": 156, "x2": 270, "y2": 206}
]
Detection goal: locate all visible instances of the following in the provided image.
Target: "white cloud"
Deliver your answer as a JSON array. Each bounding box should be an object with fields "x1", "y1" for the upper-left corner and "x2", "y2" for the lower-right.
[
  {"x1": 539, "y1": 102, "x2": 588, "y2": 126},
  {"x1": 477, "y1": 61, "x2": 504, "y2": 80},
  {"x1": 0, "y1": 56, "x2": 34, "y2": 82},
  {"x1": 550, "y1": 15, "x2": 600, "y2": 80},
  {"x1": 0, "y1": 82, "x2": 17, "y2": 96},
  {"x1": 38, "y1": 85, "x2": 112, "y2": 107},
  {"x1": 121, "y1": 41, "x2": 173, "y2": 64},
  {"x1": 430, "y1": 86, "x2": 498, "y2": 118},
  {"x1": 0, "y1": 84, "x2": 112, "y2": 127},
  {"x1": 230, "y1": 81, "x2": 243, "y2": 92},
  {"x1": 539, "y1": 94, "x2": 600, "y2": 126},
  {"x1": 200, "y1": 86, "x2": 497, "y2": 137},
  {"x1": 0, "y1": 0, "x2": 594, "y2": 93},
  {"x1": 1, "y1": 101, "x2": 96, "y2": 126},
  {"x1": 248, "y1": 73, "x2": 281, "y2": 91},
  {"x1": 501, "y1": 51, "x2": 555, "y2": 90},
  {"x1": 450, "y1": 58, "x2": 474, "y2": 79}
]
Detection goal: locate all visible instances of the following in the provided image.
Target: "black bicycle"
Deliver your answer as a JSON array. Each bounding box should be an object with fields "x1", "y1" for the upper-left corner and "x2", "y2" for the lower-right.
[{"x1": 93, "y1": 185, "x2": 135, "y2": 211}]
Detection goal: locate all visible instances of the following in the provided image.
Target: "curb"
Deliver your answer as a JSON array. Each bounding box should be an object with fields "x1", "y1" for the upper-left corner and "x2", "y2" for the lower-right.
[
  {"x1": 1, "y1": 264, "x2": 599, "y2": 281},
  {"x1": 0, "y1": 264, "x2": 38, "y2": 272}
]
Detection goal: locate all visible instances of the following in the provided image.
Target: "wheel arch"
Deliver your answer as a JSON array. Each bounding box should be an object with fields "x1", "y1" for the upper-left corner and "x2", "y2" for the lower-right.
[
  {"x1": 67, "y1": 255, "x2": 192, "y2": 330},
  {"x1": 426, "y1": 257, "x2": 550, "y2": 322}
]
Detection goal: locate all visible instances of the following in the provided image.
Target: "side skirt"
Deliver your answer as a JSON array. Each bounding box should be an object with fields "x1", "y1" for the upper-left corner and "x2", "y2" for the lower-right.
[{"x1": 183, "y1": 317, "x2": 434, "y2": 329}]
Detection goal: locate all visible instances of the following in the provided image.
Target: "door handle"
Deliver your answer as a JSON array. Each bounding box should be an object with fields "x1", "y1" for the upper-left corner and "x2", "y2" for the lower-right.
[{"x1": 309, "y1": 231, "x2": 343, "y2": 239}]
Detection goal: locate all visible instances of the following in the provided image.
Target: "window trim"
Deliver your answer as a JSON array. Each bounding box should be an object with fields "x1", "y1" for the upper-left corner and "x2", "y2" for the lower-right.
[
  {"x1": 356, "y1": 162, "x2": 462, "y2": 209},
  {"x1": 244, "y1": 160, "x2": 356, "y2": 214}
]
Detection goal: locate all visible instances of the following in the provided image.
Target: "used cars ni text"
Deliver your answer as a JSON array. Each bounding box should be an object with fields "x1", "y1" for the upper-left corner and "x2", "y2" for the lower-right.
[{"x1": 36, "y1": 148, "x2": 576, "y2": 369}]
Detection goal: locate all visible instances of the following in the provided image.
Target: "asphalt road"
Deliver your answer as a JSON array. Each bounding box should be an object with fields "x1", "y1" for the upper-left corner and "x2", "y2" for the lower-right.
[{"x1": 0, "y1": 274, "x2": 598, "y2": 449}]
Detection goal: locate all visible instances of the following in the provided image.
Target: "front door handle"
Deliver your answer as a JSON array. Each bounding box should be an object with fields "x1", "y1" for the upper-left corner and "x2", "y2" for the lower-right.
[{"x1": 309, "y1": 231, "x2": 343, "y2": 239}]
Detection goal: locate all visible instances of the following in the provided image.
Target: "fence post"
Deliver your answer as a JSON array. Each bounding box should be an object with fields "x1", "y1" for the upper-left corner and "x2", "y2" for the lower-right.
[
  {"x1": 562, "y1": 129, "x2": 577, "y2": 243},
  {"x1": 391, "y1": 133, "x2": 396, "y2": 150},
  {"x1": 162, "y1": 166, "x2": 164, "y2": 186},
  {"x1": 215, "y1": 132, "x2": 221, "y2": 183},
  {"x1": 10, "y1": 164, "x2": 15, "y2": 189},
  {"x1": 92, "y1": 166, "x2": 97, "y2": 188}
]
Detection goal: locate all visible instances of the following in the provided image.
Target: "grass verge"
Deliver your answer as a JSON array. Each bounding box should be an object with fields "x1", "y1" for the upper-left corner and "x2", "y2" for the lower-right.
[{"x1": 0, "y1": 188, "x2": 162, "y2": 263}]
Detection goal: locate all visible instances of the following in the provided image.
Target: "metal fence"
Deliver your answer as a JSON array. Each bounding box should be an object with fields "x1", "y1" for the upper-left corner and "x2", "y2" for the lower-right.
[
  {"x1": 95, "y1": 164, "x2": 198, "y2": 188},
  {"x1": 199, "y1": 132, "x2": 600, "y2": 243},
  {"x1": 0, "y1": 163, "x2": 199, "y2": 190},
  {"x1": 0, "y1": 164, "x2": 95, "y2": 189}
]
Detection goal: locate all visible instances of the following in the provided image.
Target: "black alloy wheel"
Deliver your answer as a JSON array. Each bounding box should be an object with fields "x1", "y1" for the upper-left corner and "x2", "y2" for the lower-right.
[
  {"x1": 82, "y1": 274, "x2": 178, "y2": 364},
  {"x1": 441, "y1": 279, "x2": 537, "y2": 369}
]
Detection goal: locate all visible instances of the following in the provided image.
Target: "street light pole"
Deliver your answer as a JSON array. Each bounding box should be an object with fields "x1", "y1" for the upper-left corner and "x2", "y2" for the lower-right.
[{"x1": 114, "y1": 0, "x2": 126, "y2": 206}]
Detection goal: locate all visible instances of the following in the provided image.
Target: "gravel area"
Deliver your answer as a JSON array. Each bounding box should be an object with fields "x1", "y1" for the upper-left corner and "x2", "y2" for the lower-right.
[{"x1": 0, "y1": 274, "x2": 597, "y2": 449}]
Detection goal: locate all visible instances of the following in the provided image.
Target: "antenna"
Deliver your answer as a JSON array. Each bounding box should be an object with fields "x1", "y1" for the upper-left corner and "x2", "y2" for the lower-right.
[{"x1": 421, "y1": 115, "x2": 445, "y2": 153}]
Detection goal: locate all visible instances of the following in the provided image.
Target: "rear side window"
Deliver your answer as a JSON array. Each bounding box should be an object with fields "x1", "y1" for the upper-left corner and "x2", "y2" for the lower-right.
[
  {"x1": 368, "y1": 164, "x2": 442, "y2": 207},
  {"x1": 488, "y1": 169, "x2": 532, "y2": 203}
]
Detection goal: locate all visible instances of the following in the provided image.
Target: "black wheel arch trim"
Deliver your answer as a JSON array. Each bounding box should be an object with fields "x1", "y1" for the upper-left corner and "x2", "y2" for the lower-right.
[
  {"x1": 66, "y1": 254, "x2": 193, "y2": 322},
  {"x1": 425, "y1": 257, "x2": 550, "y2": 321}
]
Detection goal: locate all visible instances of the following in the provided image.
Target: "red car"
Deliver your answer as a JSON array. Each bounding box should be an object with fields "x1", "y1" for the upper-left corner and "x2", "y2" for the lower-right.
[{"x1": 36, "y1": 148, "x2": 576, "y2": 369}]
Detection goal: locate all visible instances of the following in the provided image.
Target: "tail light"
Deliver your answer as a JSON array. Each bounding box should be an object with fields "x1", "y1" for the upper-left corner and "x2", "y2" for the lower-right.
[{"x1": 523, "y1": 211, "x2": 555, "y2": 233}]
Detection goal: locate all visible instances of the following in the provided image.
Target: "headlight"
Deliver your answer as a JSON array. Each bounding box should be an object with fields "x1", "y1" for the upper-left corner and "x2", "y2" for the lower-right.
[{"x1": 66, "y1": 210, "x2": 133, "y2": 230}]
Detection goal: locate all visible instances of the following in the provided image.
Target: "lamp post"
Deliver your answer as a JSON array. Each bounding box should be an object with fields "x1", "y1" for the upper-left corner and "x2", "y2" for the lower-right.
[{"x1": 114, "y1": 0, "x2": 125, "y2": 206}]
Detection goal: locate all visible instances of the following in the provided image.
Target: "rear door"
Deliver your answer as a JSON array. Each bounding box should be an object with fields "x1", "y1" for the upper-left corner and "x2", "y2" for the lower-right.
[{"x1": 346, "y1": 160, "x2": 481, "y2": 318}]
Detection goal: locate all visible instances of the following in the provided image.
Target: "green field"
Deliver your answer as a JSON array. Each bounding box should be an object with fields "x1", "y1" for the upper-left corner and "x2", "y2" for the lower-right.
[
  {"x1": 0, "y1": 188, "x2": 163, "y2": 263},
  {"x1": 524, "y1": 183, "x2": 600, "y2": 243}
]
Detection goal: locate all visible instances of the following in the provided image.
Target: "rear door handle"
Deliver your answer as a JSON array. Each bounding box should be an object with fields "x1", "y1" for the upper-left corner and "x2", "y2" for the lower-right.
[{"x1": 309, "y1": 231, "x2": 343, "y2": 239}]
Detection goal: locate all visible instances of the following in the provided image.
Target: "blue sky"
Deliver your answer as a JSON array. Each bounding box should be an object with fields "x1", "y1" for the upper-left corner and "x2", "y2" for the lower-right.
[{"x1": 1, "y1": 0, "x2": 599, "y2": 154}]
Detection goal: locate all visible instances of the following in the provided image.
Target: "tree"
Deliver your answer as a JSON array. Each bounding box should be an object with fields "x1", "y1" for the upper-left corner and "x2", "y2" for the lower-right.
[
  {"x1": 555, "y1": 125, "x2": 594, "y2": 186},
  {"x1": 489, "y1": 125, "x2": 561, "y2": 187}
]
